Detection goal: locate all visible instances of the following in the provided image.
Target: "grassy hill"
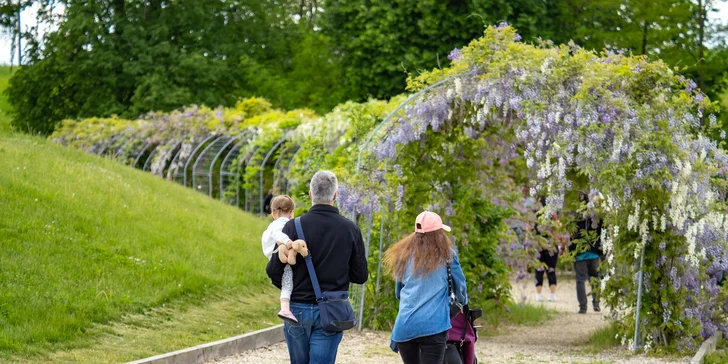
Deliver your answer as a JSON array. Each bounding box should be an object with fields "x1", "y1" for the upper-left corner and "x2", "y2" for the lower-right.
[{"x1": 0, "y1": 69, "x2": 277, "y2": 361}]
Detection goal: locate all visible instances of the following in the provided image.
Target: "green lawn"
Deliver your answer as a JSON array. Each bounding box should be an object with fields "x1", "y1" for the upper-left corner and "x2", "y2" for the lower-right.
[{"x1": 0, "y1": 131, "x2": 275, "y2": 361}]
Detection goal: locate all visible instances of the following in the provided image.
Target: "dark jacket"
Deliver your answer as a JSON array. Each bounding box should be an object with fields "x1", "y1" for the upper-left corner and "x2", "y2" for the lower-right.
[
  {"x1": 263, "y1": 193, "x2": 274, "y2": 214},
  {"x1": 569, "y1": 214, "x2": 604, "y2": 256},
  {"x1": 266, "y1": 204, "x2": 369, "y2": 304}
]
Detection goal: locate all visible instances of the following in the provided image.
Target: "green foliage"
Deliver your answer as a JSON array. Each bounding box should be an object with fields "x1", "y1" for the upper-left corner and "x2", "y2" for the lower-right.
[
  {"x1": 0, "y1": 132, "x2": 271, "y2": 356},
  {"x1": 322, "y1": 0, "x2": 553, "y2": 101},
  {"x1": 239, "y1": 30, "x2": 348, "y2": 114},
  {"x1": 5, "y1": 1, "x2": 345, "y2": 135},
  {"x1": 0, "y1": 66, "x2": 14, "y2": 133},
  {"x1": 705, "y1": 338, "x2": 728, "y2": 364}
]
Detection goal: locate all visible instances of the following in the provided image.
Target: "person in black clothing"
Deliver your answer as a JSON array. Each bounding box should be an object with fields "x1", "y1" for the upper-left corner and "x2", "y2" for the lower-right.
[
  {"x1": 266, "y1": 170, "x2": 368, "y2": 364},
  {"x1": 263, "y1": 188, "x2": 274, "y2": 215},
  {"x1": 534, "y1": 196, "x2": 565, "y2": 302},
  {"x1": 570, "y1": 191, "x2": 604, "y2": 314}
]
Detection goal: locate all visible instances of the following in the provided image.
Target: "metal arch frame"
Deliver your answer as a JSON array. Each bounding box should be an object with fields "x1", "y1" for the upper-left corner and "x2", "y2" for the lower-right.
[
  {"x1": 96, "y1": 135, "x2": 120, "y2": 156},
  {"x1": 132, "y1": 142, "x2": 152, "y2": 169},
  {"x1": 271, "y1": 142, "x2": 299, "y2": 194},
  {"x1": 167, "y1": 139, "x2": 191, "y2": 181},
  {"x1": 219, "y1": 131, "x2": 253, "y2": 202},
  {"x1": 235, "y1": 147, "x2": 260, "y2": 211},
  {"x1": 208, "y1": 134, "x2": 244, "y2": 197},
  {"x1": 283, "y1": 147, "x2": 304, "y2": 195},
  {"x1": 116, "y1": 138, "x2": 140, "y2": 161},
  {"x1": 258, "y1": 137, "x2": 287, "y2": 216},
  {"x1": 355, "y1": 70, "x2": 477, "y2": 175},
  {"x1": 192, "y1": 136, "x2": 228, "y2": 192},
  {"x1": 142, "y1": 145, "x2": 159, "y2": 172},
  {"x1": 272, "y1": 143, "x2": 294, "y2": 183},
  {"x1": 183, "y1": 135, "x2": 219, "y2": 187},
  {"x1": 160, "y1": 136, "x2": 188, "y2": 178}
]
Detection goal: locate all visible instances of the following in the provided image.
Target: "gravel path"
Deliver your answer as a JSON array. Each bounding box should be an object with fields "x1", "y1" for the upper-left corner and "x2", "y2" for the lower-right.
[{"x1": 211, "y1": 279, "x2": 689, "y2": 363}]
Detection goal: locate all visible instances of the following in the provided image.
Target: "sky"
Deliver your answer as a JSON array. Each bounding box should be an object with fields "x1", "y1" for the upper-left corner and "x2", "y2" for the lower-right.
[{"x1": 1, "y1": 2, "x2": 728, "y2": 65}]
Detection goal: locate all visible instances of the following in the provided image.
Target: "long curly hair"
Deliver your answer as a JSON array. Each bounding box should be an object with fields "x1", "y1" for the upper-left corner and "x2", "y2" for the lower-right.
[{"x1": 384, "y1": 229, "x2": 454, "y2": 281}]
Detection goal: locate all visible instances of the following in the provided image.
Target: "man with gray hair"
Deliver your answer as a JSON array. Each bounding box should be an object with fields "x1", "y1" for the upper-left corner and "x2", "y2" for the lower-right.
[{"x1": 266, "y1": 170, "x2": 368, "y2": 364}]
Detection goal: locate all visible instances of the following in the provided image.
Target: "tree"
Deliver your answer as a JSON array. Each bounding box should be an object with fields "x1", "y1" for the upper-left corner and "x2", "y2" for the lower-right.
[
  {"x1": 321, "y1": 0, "x2": 552, "y2": 102},
  {"x1": 550, "y1": 0, "x2": 727, "y2": 98},
  {"x1": 2, "y1": 0, "x2": 342, "y2": 134}
]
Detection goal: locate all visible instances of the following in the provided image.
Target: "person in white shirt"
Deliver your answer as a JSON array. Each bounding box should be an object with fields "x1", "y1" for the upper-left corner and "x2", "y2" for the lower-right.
[{"x1": 261, "y1": 195, "x2": 298, "y2": 324}]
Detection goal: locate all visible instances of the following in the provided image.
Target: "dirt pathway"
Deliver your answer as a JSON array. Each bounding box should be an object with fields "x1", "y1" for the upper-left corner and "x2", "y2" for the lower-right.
[{"x1": 212, "y1": 279, "x2": 688, "y2": 363}]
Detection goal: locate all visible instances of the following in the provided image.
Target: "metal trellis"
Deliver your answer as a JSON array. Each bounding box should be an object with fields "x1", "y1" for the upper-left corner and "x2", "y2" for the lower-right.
[
  {"x1": 183, "y1": 135, "x2": 219, "y2": 187},
  {"x1": 159, "y1": 138, "x2": 186, "y2": 178},
  {"x1": 283, "y1": 147, "x2": 303, "y2": 195},
  {"x1": 192, "y1": 136, "x2": 234, "y2": 195},
  {"x1": 259, "y1": 138, "x2": 287, "y2": 216},
  {"x1": 239, "y1": 146, "x2": 261, "y2": 210},
  {"x1": 142, "y1": 145, "x2": 159, "y2": 172},
  {"x1": 208, "y1": 135, "x2": 244, "y2": 198},
  {"x1": 132, "y1": 142, "x2": 153, "y2": 169},
  {"x1": 271, "y1": 143, "x2": 297, "y2": 194},
  {"x1": 219, "y1": 132, "x2": 253, "y2": 204}
]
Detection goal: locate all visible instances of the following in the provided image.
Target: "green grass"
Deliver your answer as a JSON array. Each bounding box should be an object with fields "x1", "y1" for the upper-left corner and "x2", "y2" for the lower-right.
[
  {"x1": 0, "y1": 132, "x2": 274, "y2": 361},
  {"x1": 0, "y1": 66, "x2": 14, "y2": 133},
  {"x1": 705, "y1": 337, "x2": 728, "y2": 364},
  {"x1": 9, "y1": 292, "x2": 279, "y2": 363},
  {"x1": 503, "y1": 302, "x2": 555, "y2": 326},
  {"x1": 584, "y1": 323, "x2": 620, "y2": 353},
  {"x1": 477, "y1": 300, "x2": 556, "y2": 335}
]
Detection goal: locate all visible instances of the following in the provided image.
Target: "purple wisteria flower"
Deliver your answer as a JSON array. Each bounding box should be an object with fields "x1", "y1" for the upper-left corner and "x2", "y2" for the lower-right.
[
  {"x1": 685, "y1": 79, "x2": 698, "y2": 93},
  {"x1": 448, "y1": 48, "x2": 462, "y2": 61}
]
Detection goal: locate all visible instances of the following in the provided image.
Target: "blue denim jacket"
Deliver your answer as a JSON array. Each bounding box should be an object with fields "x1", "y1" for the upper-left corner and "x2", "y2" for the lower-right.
[{"x1": 390, "y1": 249, "x2": 467, "y2": 351}]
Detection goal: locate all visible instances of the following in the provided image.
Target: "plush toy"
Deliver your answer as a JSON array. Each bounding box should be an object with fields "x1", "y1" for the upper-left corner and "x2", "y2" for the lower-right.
[{"x1": 277, "y1": 239, "x2": 309, "y2": 265}]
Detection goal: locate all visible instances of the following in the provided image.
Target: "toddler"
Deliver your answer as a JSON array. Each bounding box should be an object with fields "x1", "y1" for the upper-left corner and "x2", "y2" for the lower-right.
[{"x1": 261, "y1": 195, "x2": 298, "y2": 324}]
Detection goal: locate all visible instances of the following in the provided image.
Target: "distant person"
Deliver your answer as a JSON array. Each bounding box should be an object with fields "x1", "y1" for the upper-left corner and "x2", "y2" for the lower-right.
[
  {"x1": 385, "y1": 211, "x2": 467, "y2": 364},
  {"x1": 261, "y1": 195, "x2": 302, "y2": 324},
  {"x1": 263, "y1": 188, "x2": 274, "y2": 214},
  {"x1": 570, "y1": 191, "x2": 604, "y2": 314},
  {"x1": 266, "y1": 171, "x2": 368, "y2": 364},
  {"x1": 534, "y1": 196, "x2": 564, "y2": 302}
]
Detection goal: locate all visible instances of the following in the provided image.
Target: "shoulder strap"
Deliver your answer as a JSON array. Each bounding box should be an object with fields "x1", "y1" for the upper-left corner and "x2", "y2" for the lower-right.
[
  {"x1": 448, "y1": 261, "x2": 468, "y2": 343},
  {"x1": 447, "y1": 262, "x2": 455, "y2": 299},
  {"x1": 295, "y1": 217, "x2": 323, "y2": 302},
  {"x1": 460, "y1": 306, "x2": 468, "y2": 342}
]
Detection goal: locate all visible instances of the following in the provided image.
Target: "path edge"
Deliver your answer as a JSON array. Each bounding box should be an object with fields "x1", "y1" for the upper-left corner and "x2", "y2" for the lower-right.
[
  {"x1": 690, "y1": 332, "x2": 722, "y2": 364},
  {"x1": 125, "y1": 324, "x2": 285, "y2": 364}
]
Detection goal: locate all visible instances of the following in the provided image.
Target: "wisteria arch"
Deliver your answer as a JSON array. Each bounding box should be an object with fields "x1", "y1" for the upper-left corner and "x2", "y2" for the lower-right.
[{"x1": 337, "y1": 25, "x2": 728, "y2": 350}]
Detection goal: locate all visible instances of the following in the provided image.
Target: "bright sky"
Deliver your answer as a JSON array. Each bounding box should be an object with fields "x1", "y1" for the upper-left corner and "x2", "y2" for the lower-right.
[{"x1": 1, "y1": 2, "x2": 728, "y2": 65}]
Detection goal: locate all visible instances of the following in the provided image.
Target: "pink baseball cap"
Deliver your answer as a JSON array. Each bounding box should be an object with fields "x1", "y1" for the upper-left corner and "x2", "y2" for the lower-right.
[{"x1": 415, "y1": 211, "x2": 451, "y2": 233}]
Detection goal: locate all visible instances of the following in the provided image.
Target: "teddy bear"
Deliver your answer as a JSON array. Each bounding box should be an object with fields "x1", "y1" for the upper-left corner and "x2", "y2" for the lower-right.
[{"x1": 277, "y1": 239, "x2": 309, "y2": 265}]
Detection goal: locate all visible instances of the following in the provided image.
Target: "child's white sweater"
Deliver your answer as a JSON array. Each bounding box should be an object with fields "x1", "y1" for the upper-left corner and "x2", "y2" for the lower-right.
[{"x1": 261, "y1": 217, "x2": 292, "y2": 260}]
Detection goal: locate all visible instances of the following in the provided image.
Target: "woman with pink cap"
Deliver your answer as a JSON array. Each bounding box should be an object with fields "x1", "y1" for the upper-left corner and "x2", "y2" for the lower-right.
[{"x1": 384, "y1": 211, "x2": 468, "y2": 364}]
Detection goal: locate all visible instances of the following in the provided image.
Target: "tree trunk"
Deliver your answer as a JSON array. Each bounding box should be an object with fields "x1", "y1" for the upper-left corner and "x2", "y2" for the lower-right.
[
  {"x1": 641, "y1": 20, "x2": 648, "y2": 55},
  {"x1": 697, "y1": 0, "x2": 706, "y2": 91}
]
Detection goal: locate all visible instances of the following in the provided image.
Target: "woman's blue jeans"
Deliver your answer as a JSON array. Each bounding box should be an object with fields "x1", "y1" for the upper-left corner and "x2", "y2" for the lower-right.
[{"x1": 284, "y1": 302, "x2": 344, "y2": 364}]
